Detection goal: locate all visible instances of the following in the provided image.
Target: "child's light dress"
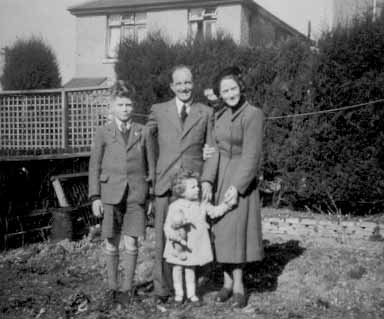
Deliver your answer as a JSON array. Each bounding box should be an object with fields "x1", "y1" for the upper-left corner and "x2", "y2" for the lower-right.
[{"x1": 163, "y1": 199, "x2": 213, "y2": 266}]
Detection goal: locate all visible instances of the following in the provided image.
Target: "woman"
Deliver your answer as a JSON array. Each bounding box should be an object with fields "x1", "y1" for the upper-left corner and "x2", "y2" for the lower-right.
[{"x1": 207, "y1": 66, "x2": 264, "y2": 308}]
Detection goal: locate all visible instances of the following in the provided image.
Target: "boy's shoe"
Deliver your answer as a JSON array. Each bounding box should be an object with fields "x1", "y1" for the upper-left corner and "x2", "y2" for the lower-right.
[{"x1": 97, "y1": 289, "x2": 117, "y2": 311}]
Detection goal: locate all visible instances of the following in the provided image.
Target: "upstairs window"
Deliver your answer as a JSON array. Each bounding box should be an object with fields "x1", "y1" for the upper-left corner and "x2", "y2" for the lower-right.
[
  {"x1": 375, "y1": 0, "x2": 384, "y2": 17},
  {"x1": 107, "y1": 12, "x2": 147, "y2": 58},
  {"x1": 188, "y1": 8, "x2": 217, "y2": 40}
]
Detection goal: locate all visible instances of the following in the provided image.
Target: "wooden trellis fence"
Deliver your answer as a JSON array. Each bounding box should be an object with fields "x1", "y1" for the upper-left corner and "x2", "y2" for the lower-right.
[{"x1": 0, "y1": 86, "x2": 111, "y2": 160}]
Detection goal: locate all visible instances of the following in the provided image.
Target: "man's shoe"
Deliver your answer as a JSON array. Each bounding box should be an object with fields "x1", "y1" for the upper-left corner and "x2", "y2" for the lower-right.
[{"x1": 116, "y1": 290, "x2": 140, "y2": 307}]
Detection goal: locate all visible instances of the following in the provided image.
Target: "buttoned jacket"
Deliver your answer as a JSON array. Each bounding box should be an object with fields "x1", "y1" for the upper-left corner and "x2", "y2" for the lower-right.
[
  {"x1": 147, "y1": 98, "x2": 217, "y2": 195},
  {"x1": 88, "y1": 120, "x2": 155, "y2": 204}
]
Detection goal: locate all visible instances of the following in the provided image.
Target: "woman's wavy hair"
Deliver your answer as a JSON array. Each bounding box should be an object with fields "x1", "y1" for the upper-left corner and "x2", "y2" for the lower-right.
[
  {"x1": 213, "y1": 66, "x2": 246, "y2": 98},
  {"x1": 109, "y1": 80, "x2": 136, "y2": 100},
  {"x1": 171, "y1": 169, "x2": 200, "y2": 200}
]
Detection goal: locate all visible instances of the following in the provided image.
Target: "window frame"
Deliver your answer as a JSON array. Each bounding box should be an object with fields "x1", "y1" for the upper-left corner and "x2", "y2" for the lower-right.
[
  {"x1": 106, "y1": 12, "x2": 147, "y2": 59},
  {"x1": 188, "y1": 7, "x2": 217, "y2": 40}
]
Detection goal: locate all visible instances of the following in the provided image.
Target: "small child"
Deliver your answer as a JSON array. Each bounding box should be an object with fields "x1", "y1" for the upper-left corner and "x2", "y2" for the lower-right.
[{"x1": 163, "y1": 170, "x2": 234, "y2": 304}]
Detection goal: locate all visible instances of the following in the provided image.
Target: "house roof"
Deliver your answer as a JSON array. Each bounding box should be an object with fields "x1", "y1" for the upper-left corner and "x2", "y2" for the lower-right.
[
  {"x1": 69, "y1": 0, "x2": 247, "y2": 15},
  {"x1": 69, "y1": 0, "x2": 306, "y2": 39},
  {"x1": 63, "y1": 77, "x2": 109, "y2": 89}
]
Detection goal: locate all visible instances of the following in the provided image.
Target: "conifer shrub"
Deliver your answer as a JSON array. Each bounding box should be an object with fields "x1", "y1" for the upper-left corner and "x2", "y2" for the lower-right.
[{"x1": 0, "y1": 37, "x2": 61, "y2": 90}]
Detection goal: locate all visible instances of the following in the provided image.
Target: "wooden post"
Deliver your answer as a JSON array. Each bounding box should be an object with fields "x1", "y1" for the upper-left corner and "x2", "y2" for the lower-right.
[
  {"x1": 61, "y1": 89, "x2": 68, "y2": 149},
  {"x1": 51, "y1": 178, "x2": 70, "y2": 207}
]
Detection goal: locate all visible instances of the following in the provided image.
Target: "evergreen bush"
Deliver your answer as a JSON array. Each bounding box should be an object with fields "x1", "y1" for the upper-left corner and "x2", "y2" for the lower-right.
[{"x1": 0, "y1": 37, "x2": 61, "y2": 90}]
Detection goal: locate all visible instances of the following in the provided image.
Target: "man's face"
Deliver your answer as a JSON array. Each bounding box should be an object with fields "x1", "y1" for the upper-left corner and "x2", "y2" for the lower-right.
[
  {"x1": 170, "y1": 67, "x2": 194, "y2": 103},
  {"x1": 111, "y1": 97, "x2": 133, "y2": 122}
]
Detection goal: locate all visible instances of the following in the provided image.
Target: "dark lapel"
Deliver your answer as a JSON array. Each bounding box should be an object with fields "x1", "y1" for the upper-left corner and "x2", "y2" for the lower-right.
[
  {"x1": 126, "y1": 122, "x2": 142, "y2": 152},
  {"x1": 106, "y1": 120, "x2": 126, "y2": 147},
  {"x1": 231, "y1": 101, "x2": 248, "y2": 122},
  {"x1": 181, "y1": 102, "x2": 202, "y2": 139},
  {"x1": 166, "y1": 98, "x2": 182, "y2": 133}
]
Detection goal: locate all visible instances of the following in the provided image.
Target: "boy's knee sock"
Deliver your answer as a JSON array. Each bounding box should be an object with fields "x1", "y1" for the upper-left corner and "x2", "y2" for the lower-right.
[
  {"x1": 121, "y1": 248, "x2": 138, "y2": 292},
  {"x1": 172, "y1": 265, "x2": 184, "y2": 300},
  {"x1": 105, "y1": 249, "x2": 119, "y2": 291},
  {"x1": 185, "y1": 267, "x2": 196, "y2": 298}
]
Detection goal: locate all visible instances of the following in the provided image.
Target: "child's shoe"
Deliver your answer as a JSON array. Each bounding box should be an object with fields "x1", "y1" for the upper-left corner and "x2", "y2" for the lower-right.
[{"x1": 187, "y1": 295, "x2": 203, "y2": 307}]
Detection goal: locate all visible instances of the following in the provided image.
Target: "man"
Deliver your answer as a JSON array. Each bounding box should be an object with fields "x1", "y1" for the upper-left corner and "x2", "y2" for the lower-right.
[{"x1": 147, "y1": 65, "x2": 217, "y2": 303}]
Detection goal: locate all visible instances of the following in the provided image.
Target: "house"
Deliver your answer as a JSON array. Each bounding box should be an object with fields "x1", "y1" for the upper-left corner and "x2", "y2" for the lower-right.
[
  {"x1": 333, "y1": 0, "x2": 384, "y2": 26},
  {"x1": 67, "y1": 0, "x2": 306, "y2": 85}
]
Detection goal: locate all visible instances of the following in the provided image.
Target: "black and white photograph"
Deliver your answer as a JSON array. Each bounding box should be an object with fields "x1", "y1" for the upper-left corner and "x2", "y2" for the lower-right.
[{"x1": 0, "y1": 0, "x2": 383, "y2": 318}]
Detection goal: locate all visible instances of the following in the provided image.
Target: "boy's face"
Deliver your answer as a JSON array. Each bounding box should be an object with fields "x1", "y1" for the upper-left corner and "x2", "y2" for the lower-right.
[
  {"x1": 183, "y1": 178, "x2": 199, "y2": 201},
  {"x1": 111, "y1": 96, "x2": 133, "y2": 122}
]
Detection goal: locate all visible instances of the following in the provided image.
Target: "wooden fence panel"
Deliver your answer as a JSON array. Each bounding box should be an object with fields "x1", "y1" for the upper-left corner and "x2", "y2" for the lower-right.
[{"x1": 0, "y1": 87, "x2": 110, "y2": 158}]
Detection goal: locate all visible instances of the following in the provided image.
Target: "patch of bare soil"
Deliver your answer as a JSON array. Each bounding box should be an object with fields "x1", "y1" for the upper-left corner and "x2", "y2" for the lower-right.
[{"x1": 1, "y1": 212, "x2": 383, "y2": 319}]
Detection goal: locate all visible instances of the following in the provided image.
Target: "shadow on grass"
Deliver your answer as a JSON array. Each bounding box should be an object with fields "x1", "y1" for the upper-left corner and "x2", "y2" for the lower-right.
[
  {"x1": 199, "y1": 240, "x2": 305, "y2": 295},
  {"x1": 245, "y1": 240, "x2": 305, "y2": 293}
]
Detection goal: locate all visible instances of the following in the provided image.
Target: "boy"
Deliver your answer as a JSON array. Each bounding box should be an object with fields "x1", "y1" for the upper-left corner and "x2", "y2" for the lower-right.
[{"x1": 88, "y1": 80, "x2": 155, "y2": 307}]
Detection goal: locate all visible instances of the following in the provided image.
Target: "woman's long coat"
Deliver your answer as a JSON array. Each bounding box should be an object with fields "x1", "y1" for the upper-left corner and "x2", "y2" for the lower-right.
[{"x1": 211, "y1": 101, "x2": 264, "y2": 263}]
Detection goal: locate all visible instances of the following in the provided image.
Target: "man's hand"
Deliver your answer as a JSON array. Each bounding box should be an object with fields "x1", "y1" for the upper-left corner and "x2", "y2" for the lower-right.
[
  {"x1": 202, "y1": 144, "x2": 216, "y2": 160},
  {"x1": 92, "y1": 199, "x2": 104, "y2": 217},
  {"x1": 224, "y1": 186, "x2": 238, "y2": 206},
  {"x1": 201, "y1": 182, "x2": 212, "y2": 202}
]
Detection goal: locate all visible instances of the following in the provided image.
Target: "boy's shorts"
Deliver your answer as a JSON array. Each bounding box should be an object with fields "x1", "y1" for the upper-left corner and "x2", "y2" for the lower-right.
[{"x1": 102, "y1": 201, "x2": 145, "y2": 239}]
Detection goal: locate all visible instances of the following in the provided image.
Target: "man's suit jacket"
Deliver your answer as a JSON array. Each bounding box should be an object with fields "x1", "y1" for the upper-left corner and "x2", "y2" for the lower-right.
[
  {"x1": 88, "y1": 120, "x2": 155, "y2": 205},
  {"x1": 147, "y1": 98, "x2": 217, "y2": 196}
]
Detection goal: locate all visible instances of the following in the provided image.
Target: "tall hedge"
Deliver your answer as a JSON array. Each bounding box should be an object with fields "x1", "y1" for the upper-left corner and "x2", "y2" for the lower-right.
[
  {"x1": 1, "y1": 37, "x2": 61, "y2": 90},
  {"x1": 115, "y1": 20, "x2": 384, "y2": 215},
  {"x1": 308, "y1": 12, "x2": 384, "y2": 214}
]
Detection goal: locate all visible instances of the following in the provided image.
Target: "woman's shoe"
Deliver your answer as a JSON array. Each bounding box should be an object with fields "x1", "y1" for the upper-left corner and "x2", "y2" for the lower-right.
[
  {"x1": 232, "y1": 293, "x2": 247, "y2": 308},
  {"x1": 214, "y1": 288, "x2": 232, "y2": 303}
]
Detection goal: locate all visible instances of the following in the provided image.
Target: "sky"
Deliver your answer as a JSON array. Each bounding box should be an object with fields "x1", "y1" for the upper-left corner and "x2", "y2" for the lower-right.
[{"x1": 0, "y1": 0, "x2": 334, "y2": 85}]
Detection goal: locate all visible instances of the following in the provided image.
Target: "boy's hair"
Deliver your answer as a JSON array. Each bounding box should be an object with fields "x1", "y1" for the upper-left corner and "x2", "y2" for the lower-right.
[
  {"x1": 171, "y1": 169, "x2": 200, "y2": 199},
  {"x1": 110, "y1": 80, "x2": 136, "y2": 100}
]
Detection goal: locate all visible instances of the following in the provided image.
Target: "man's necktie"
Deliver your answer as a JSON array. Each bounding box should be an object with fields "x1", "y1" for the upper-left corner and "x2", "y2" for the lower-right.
[{"x1": 180, "y1": 104, "x2": 188, "y2": 124}]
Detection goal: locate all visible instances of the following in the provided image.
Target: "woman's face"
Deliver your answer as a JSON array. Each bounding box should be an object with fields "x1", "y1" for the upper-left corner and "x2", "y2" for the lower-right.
[{"x1": 220, "y1": 77, "x2": 241, "y2": 107}]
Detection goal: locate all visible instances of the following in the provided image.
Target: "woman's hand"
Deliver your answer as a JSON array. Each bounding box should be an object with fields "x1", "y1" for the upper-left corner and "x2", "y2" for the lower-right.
[
  {"x1": 202, "y1": 144, "x2": 216, "y2": 160},
  {"x1": 223, "y1": 186, "x2": 238, "y2": 207}
]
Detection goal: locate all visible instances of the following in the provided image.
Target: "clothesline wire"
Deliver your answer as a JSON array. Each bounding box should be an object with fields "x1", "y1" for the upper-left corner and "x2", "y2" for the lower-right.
[
  {"x1": 129, "y1": 98, "x2": 384, "y2": 120},
  {"x1": 266, "y1": 98, "x2": 384, "y2": 120}
]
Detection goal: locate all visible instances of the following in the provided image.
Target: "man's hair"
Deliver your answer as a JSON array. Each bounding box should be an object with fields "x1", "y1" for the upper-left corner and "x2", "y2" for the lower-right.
[
  {"x1": 171, "y1": 169, "x2": 200, "y2": 199},
  {"x1": 109, "y1": 80, "x2": 136, "y2": 99},
  {"x1": 170, "y1": 64, "x2": 193, "y2": 83}
]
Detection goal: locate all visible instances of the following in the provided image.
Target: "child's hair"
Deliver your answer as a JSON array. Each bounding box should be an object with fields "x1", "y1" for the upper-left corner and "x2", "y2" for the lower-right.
[
  {"x1": 171, "y1": 169, "x2": 200, "y2": 199},
  {"x1": 110, "y1": 80, "x2": 136, "y2": 100}
]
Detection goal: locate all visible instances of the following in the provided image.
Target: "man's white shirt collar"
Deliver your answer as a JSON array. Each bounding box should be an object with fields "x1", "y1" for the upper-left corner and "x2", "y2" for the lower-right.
[{"x1": 175, "y1": 97, "x2": 191, "y2": 116}]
